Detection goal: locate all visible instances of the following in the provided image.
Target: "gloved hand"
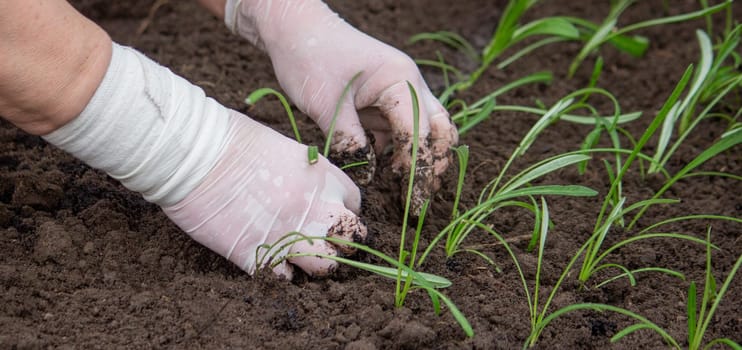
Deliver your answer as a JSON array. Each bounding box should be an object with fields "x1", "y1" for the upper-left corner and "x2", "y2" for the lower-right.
[
  {"x1": 163, "y1": 110, "x2": 366, "y2": 278},
  {"x1": 225, "y1": 0, "x2": 458, "y2": 214},
  {"x1": 44, "y1": 43, "x2": 366, "y2": 278}
]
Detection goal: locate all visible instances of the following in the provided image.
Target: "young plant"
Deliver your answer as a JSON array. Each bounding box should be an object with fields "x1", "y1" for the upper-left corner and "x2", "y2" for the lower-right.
[
  {"x1": 246, "y1": 72, "x2": 366, "y2": 166},
  {"x1": 409, "y1": 0, "x2": 580, "y2": 92},
  {"x1": 254, "y1": 82, "x2": 474, "y2": 338},
  {"x1": 517, "y1": 209, "x2": 736, "y2": 348},
  {"x1": 610, "y1": 227, "x2": 742, "y2": 350},
  {"x1": 648, "y1": 27, "x2": 742, "y2": 175},
  {"x1": 394, "y1": 82, "x2": 424, "y2": 308},
  {"x1": 574, "y1": 65, "x2": 696, "y2": 285},
  {"x1": 256, "y1": 232, "x2": 472, "y2": 338},
  {"x1": 452, "y1": 197, "x2": 676, "y2": 349},
  {"x1": 576, "y1": 198, "x2": 727, "y2": 289},
  {"x1": 565, "y1": 0, "x2": 732, "y2": 77},
  {"x1": 420, "y1": 89, "x2": 623, "y2": 266}
]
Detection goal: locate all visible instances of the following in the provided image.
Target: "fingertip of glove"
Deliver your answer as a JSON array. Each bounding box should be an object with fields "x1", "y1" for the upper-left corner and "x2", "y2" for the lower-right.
[
  {"x1": 271, "y1": 261, "x2": 295, "y2": 281},
  {"x1": 326, "y1": 211, "x2": 368, "y2": 256}
]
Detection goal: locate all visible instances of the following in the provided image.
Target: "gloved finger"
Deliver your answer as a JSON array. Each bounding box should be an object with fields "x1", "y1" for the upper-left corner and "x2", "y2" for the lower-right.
[
  {"x1": 377, "y1": 81, "x2": 432, "y2": 174},
  {"x1": 287, "y1": 206, "x2": 367, "y2": 277},
  {"x1": 271, "y1": 260, "x2": 295, "y2": 280},
  {"x1": 377, "y1": 80, "x2": 435, "y2": 215},
  {"x1": 325, "y1": 207, "x2": 368, "y2": 256},
  {"x1": 422, "y1": 89, "x2": 458, "y2": 191},
  {"x1": 316, "y1": 93, "x2": 377, "y2": 186},
  {"x1": 315, "y1": 94, "x2": 368, "y2": 153},
  {"x1": 288, "y1": 235, "x2": 339, "y2": 277},
  {"x1": 359, "y1": 108, "x2": 392, "y2": 155},
  {"x1": 322, "y1": 156, "x2": 362, "y2": 214}
]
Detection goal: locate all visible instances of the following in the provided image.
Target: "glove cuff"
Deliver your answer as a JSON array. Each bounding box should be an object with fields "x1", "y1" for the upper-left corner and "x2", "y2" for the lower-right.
[
  {"x1": 43, "y1": 43, "x2": 230, "y2": 206},
  {"x1": 223, "y1": 0, "x2": 265, "y2": 49}
]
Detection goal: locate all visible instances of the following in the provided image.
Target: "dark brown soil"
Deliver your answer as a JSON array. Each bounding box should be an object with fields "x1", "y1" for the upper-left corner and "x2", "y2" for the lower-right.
[{"x1": 1, "y1": 1, "x2": 740, "y2": 349}]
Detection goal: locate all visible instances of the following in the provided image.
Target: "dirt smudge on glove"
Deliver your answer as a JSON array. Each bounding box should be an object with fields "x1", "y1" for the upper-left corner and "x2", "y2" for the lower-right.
[
  {"x1": 326, "y1": 212, "x2": 368, "y2": 256},
  {"x1": 329, "y1": 131, "x2": 377, "y2": 186}
]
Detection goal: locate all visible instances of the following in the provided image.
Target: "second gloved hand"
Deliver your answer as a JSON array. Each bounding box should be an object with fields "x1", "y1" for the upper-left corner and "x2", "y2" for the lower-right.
[{"x1": 226, "y1": 0, "x2": 458, "y2": 214}]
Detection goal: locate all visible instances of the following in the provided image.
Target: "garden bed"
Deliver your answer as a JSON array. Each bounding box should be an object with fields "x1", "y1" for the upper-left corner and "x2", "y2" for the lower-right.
[{"x1": 1, "y1": 0, "x2": 740, "y2": 348}]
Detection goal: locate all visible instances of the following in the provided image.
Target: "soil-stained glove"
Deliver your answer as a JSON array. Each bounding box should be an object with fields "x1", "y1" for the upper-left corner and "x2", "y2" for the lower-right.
[
  {"x1": 164, "y1": 110, "x2": 366, "y2": 278},
  {"x1": 44, "y1": 43, "x2": 366, "y2": 278},
  {"x1": 225, "y1": 0, "x2": 458, "y2": 214}
]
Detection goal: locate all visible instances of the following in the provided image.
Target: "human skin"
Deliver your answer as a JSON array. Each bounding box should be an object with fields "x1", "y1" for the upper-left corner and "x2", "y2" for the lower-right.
[
  {"x1": 0, "y1": 0, "x2": 365, "y2": 278},
  {"x1": 0, "y1": 0, "x2": 112, "y2": 136}
]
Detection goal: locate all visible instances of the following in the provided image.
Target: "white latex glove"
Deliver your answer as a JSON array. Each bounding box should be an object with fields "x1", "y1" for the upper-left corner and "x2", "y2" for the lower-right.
[
  {"x1": 164, "y1": 110, "x2": 366, "y2": 278},
  {"x1": 45, "y1": 43, "x2": 366, "y2": 278},
  {"x1": 225, "y1": 0, "x2": 458, "y2": 214}
]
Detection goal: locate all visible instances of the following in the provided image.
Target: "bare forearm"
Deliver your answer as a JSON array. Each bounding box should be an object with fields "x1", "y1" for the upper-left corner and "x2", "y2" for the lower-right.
[{"x1": 0, "y1": 0, "x2": 111, "y2": 135}]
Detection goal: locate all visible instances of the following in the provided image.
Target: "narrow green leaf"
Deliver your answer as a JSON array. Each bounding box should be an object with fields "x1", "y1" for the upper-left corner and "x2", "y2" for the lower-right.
[
  {"x1": 325, "y1": 71, "x2": 363, "y2": 157},
  {"x1": 611, "y1": 324, "x2": 656, "y2": 342},
  {"x1": 501, "y1": 154, "x2": 591, "y2": 193},
  {"x1": 688, "y1": 281, "x2": 697, "y2": 346},
  {"x1": 511, "y1": 18, "x2": 580, "y2": 43},
  {"x1": 451, "y1": 145, "x2": 470, "y2": 219},
  {"x1": 431, "y1": 289, "x2": 474, "y2": 337},
  {"x1": 651, "y1": 30, "x2": 713, "y2": 172},
  {"x1": 458, "y1": 99, "x2": 496, "y2": 135},
  {"x1": 704, "y1": 338, "x2": 742, "y2": 350},
  {"x1": 246, "y1": 88, "x2": 301, "y2": 143},
  {"x1": 559, "y1": 111, "x2": 642, "y2": 125},
  {"x1": 595, "y1": 267, "x2": 685, "y2": 288},
  {"x1": 570, "y1": 18, "x2": 617, "y2": 77},
  {"x1": 496, "y1": 185, "x2": 598, "y2": 202}
]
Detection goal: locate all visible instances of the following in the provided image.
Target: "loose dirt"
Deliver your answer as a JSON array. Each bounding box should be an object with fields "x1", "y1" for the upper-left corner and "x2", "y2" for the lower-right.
[{"x1": 1, "y1": 1, "x2": 740, "y2": 349}]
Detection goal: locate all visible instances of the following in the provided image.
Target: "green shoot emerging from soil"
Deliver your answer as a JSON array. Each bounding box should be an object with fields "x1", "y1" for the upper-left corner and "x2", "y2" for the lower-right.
[
  {"x1": 255, "y1": 232, "x2": 473, "y2": 338},
  {"x1": 254, "y1": 81, "x2": 474, "y2": 338},
  {"x1": 648, "y1": 27, "x2": 742, "y2": 176},
  {"x1": 610, "y1": 228, "x2": 742, "y2": 350},
  {"x1": 566, "y1": 0, "x2": 731, "y2": 77}
]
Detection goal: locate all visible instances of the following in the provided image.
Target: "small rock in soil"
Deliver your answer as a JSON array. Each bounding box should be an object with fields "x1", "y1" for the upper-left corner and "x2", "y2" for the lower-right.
[{"x1": 33, "y1": 220, "x2": 77, "y2": 265}]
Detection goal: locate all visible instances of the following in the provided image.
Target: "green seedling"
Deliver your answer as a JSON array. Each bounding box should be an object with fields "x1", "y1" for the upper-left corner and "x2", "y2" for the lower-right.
[
  {"x1": 395, "y1": 82, "x2": 423, "y2": 308},
  {"x1": 419, "y1": 91, "x2": 608, "y2": 266},
  {"x1": 449, "y1": 198, "x2": 674, "y2": 349},
  {"x1": 649, "y1": 27, "x2": 742, "y2": 175},
  {"x1": 410, "y1": 0, "x2": 580, "y2": 91},
  {"x1": 517, "y1": 203, "x2": 707, "y2": 348},
  {"x1": 246, "y1": 87, "x2": 302, "y2": 143},
  {"x1": 450, "y1": 144, "x2": 469, "y2": 219},
  {"x1": 255, "y1": 232, "x2": 472, "y2": 338},
  {"x1": 255, "y1": 82, "x2": 473, "y2": 338},
  {"x1": 565, "y1": 0, "x2": 732, "y2": 77},
  {"x1": 610, "y1": 228, "x2": 742, "y2": 350},
  {"x1": 573, "y1": 65, "x2": 696, "y2": 285},
  {"x1": 577, "y1": 197, "x2": 725, "y2": 288},
  {"x1": 246, "y1": 72, "x2": 366, "y2": 167}
]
